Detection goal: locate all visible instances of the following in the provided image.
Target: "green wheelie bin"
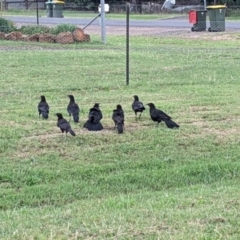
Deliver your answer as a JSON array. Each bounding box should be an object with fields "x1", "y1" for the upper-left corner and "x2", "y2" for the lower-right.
[
  {"x1": 53, "y1": 0, "x2": 65, "y2": 18},
  {"x1": 207, "y1": 5, "x2": 226, "y2": 32},
  {"x1": 46, "y1": 0, "x2": 53, "y2": 18}
]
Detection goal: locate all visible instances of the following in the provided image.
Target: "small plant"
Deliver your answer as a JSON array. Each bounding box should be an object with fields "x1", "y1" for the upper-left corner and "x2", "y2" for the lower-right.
[
  {"x1": 0, "y1": 17, "x2": 16, "y2": 33},
  {"x1": 19, "y1": 25, "x2": 51, "y2": 35},
  {"x1": 50, "y1": 24, "x2": 77, "y2": 35}
]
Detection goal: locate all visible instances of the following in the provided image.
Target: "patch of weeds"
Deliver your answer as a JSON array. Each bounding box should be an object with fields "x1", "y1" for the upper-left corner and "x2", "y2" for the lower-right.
[
  {"x1": 0, "y1": 17, "x2": 16, "y2": 33},
  {"x1": 50, "y1": 24, "x2": 77, "y2": 35},
  {"x1": 19, "y1": 25, "x2": 51, "y2": 35}
]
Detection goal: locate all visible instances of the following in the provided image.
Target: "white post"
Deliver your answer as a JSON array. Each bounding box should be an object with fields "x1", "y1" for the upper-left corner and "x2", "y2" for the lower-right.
[{"x1": 100, "y1": 0, "x2": 106, "y2": 44}]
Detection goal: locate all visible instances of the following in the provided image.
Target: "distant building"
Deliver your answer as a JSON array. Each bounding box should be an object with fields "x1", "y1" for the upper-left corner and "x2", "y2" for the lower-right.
[{"x1": 3, "y1": 0, "x2": 45, "y2": 10}]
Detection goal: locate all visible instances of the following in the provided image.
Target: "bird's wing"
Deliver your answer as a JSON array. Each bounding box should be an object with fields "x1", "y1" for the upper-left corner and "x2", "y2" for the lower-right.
[
  {"x1": 133, "y1": 101, "x2": 145, "y2": 111},
  {"x1": 38, "y1": 102, "x2": 49, "y2": 112},
  {"x1": 112, "y1": 110, "x2": 117, "y2": 120},
  {"x1": 89, "y1": 108, "x2": 102, "y2": 123},
  {"x1": 72, "y1": 103, "x2": 80, "y2": 115},
  {"x1": 46, "y1": 103, "x2": 49, "y2": 112},
  {"x1": 74, "y1": 103, "x2": 80, "y2": 113},
  {"x1": 69, "y1": 103, "x2": 80, "y2": 113},
  {"x1": 120, "y1": 110, "x2": 125, "y2": 119},
  {"x1": 114, "y1": 115, "x2": 122, "y2": 123},
  {"x1": 113, "y1": 110, "x2": 124, "y2": 123},
  {"x1": 58, "y1": 119, "x2": 71, "y2": 130},
  {"x1": 155, "y1": 109, "x2": 171, "y2": 120}
]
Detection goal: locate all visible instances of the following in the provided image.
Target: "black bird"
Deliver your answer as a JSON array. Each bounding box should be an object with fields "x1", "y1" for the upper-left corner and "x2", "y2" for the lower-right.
[
  {"x1": 83, "y1": 103, "x2": 103, "y2": 131},
  {"x1": 67, "y1": 95, "x2": 80, "y2": 123},
  {"x1": 112, "y1": 104, "x2": 124, "y2": 134},
  {"x1": 38, "y1": 95, "x2": 49, "y2": 119},
  {"x1": 56, "y1": 113, "x2": 76, "y2": 136},
  {"x1": 132, "y1": 95, "x2": 145, "y2": 119},
  {"x1": 147, "y1": 103, "x2": 179, "y2": 129}
]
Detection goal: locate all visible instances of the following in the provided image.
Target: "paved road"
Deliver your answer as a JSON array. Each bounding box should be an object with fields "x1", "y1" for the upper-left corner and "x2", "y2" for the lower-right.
[{"x1": 4, "y1": 15, "x2": 240, "y2": 30}]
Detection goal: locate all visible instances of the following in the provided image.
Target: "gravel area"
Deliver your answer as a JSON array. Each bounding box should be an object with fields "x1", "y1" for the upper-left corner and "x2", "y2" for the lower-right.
[
  {"x1": 82, "y1": 25, "x2": 190, "y2": 36},
  {"x1": 77, "y1": 25, "x2": 240, "y2": 42}
]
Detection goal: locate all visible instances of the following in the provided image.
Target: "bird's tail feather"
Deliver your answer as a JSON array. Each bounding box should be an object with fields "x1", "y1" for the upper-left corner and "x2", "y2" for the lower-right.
[
  {"x1": 117, "y1": 123, "x2": 123, "y2": 134},
  {"x1": 165, "y1": 119, "x2": 179, "y2": 129},
  {"x1": 42, "y1": 111, "x2": 48, "y2": 119},
  {"x1": 84, "y1": 121, "x2": 103, "y2": 131},
  {"x1": 69, "y1": 129, "x2": 76, "y2": 136},
  {"x1": 73, "y1": 114, "x2": 79, "y2": 123}
]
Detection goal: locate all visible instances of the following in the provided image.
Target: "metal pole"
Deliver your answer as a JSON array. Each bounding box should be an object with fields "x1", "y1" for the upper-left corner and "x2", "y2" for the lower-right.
[
  {"x1": 100, "y1": 0, "x2": 106, "y2": 44},
  {"x1": 203, "y1": 0, "x2": 206, "y2": 10},
  {"x1": 36, "y1": 0, "x2": 39, "y2": 25},
  {"x1": 126, "y1": 3, "x2": 130, "y2": 85}
]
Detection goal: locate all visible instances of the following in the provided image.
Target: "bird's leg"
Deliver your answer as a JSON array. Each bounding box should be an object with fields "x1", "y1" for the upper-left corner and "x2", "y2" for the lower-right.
[
  {"x1": 135, "y1": 112, "x2": 138, "y2": 121},
  {"x1": 139, "y1": 112, "x2": 142, "y2": 119}
]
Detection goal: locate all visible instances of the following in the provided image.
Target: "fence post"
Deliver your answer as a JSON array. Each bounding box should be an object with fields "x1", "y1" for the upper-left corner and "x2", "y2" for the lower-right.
[
  {"x1": 126, "y1": 3, "x2": 130, "y2": 85},
  {"x1": 36, "y1": 0, "x2": 39, "y2": 25}
]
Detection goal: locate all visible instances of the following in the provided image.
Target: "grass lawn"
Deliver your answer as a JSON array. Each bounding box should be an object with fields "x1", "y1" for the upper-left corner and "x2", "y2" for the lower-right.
[{"x1": 0, "y1": 31, "x2": 240, "y2": 239}]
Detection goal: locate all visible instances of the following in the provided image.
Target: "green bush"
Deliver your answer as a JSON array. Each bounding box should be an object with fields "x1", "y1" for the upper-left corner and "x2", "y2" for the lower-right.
[
  {"x1": 0, "y1": 22, "x2": 78, "y2": 36},
  {"x1": 19, "y1": 25, "x2": 51, "y2": 35},
  {"x1": 0, "y1": 17, "x2": 16, "y2": 33},
  {"x1": 50, "y1": 24, "x2": 77, "y2": 35}
]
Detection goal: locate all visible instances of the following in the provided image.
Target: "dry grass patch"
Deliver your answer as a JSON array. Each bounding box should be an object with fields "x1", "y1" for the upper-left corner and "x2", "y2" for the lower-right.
[
  {"x1": 183, "y1": 32, "x2": 238, "y2": 41},
  {"x1": 185, "y1": 119, "x2": 240, "y2": 141},
  {"x1": 189, "y1": 106, "x2": 220, "y2": 113}
]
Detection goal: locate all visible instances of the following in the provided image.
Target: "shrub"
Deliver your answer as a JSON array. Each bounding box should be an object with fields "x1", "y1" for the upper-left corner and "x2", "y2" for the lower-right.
[
  {"x1": 0, "y1": 18, "x2": 16, "y2": 33},
  {"x1": 50, "y1": 24, "x2": 77, "y2": 35},
  {"x1": 19, "y1": 25, "x2": 51, "y2": 35}
]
